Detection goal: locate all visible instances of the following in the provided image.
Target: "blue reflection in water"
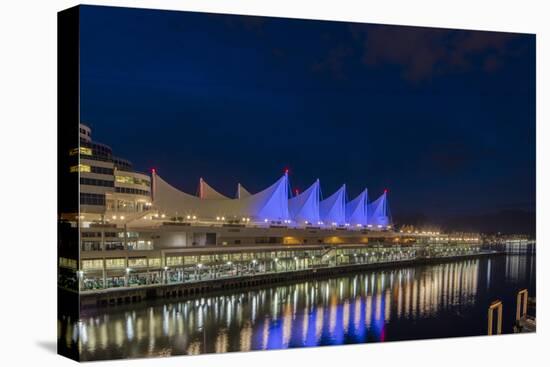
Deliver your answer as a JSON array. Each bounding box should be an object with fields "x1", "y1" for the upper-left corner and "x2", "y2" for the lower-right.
[
  {"x1": 61, "y1": 255, "x2": 535, "y2": 361},
  {"x1": 266, "y1": 319, "x2": 283, "y2": 350},
  {"x1": 304, "y1": 306, "x2": 319, "y2": 346}
]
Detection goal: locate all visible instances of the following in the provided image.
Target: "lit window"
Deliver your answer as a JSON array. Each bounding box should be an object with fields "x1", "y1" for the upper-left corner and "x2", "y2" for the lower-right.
[
  {"x1": 105, "y1": 258, "x2": 125, "y2": 269},
  {"x1": 59, "y1": 257, "x2": 77, "y2": 269},
  {"x1": 115, "y1": 175, "x2": 150, "y2": 186},
  {"x1": 70, "y1": 164, "x2": 91, "y2": 173},
  {"x1": 183, "y1": 256, "x2": 198, "y2": 265},
  {"x1": 128, "y1": 258, "x2": 147, "y2": 267},
  {"x1": 166, "y1": 256, "x2": 183, "y2": 266},
  {"x1": 69, "y1": 147, "x2": 92, "y2": 156},
  {"x1": 116, "y1": 175, "x2": 133, "y2": 184},
  {"x1": 148, "y1": 258, "x2": 161, "y2": 267},
  {"x1": 82, "y1": 259, "x2": 103, "y2": 270}
]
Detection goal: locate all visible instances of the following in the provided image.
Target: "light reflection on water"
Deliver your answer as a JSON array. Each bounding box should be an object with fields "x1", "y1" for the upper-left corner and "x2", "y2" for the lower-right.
[{"x1": 59, "y1": 255, "x2": 535, "y2": 361}]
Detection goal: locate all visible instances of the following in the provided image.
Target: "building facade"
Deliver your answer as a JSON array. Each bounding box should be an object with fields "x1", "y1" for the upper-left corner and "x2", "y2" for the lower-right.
[
  {"x1": 58, "y1": 124, "x2": 482, "y2": 294},
  {"x1": 72, "y1": 123, "x2": 152, "y2": 217}
]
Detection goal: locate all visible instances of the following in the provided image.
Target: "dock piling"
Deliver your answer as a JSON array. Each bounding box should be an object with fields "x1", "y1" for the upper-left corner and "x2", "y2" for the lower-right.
[
  {"x1": 488, "y1": 300, "x2": 503, "y2": 335},
  {"x1": 516, "y1": 289, "x2": 528, "y2": 322}
]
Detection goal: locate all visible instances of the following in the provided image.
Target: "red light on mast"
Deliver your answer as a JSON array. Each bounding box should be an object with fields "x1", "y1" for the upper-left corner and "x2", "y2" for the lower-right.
[
  {"x1": 384, "y1": 188, "x2": 389, "y2": 193},
  {"x1": 284, "y1": 167, "x2": 289, "y2": 175},
  {"x1": 295, "y1": 188, "x2": 300, "y2": 195},
  {"x1": 151, "y1": 168, "x2": 156, "y2": 174}
]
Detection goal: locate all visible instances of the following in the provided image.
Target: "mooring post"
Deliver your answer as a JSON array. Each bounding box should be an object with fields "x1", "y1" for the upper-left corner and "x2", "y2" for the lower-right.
[
  {"x1": 516, "y1": 289, "x2": 528, "y2": 322},
  {"x1": 488, "y1": 300, "x2": 503, "y2": 335}
]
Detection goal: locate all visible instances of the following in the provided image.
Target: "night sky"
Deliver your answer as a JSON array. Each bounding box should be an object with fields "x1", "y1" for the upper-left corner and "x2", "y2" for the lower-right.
[{"x1": 79, "y1": 5, "x2": 536, "y2": 233}]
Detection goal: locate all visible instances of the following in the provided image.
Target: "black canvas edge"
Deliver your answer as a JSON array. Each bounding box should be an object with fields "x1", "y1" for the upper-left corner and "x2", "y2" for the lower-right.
[{"x1": 57, "y1": 5, "x2": 81, "y2": 362}]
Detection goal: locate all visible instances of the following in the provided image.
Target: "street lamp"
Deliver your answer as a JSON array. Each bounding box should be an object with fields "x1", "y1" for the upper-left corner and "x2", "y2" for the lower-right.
[
  {"x1": 125, "y1": 267, "x2": 131, "y2": 286},
  {"x1": 196, "y1": 263, "x2": 203, "y2": 280},
  {"x1": 77, "y1": 270, "x2": 84, "y2": 291}
]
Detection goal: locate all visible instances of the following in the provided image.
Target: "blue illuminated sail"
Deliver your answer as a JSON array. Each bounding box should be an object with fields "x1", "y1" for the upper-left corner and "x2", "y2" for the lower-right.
[
  {"x1": 252, "y1": 174, "x2": 290, "y2": 221},
  {"x1": 288, "y1": 179, "x2": 320, "y2": 224},
  {"x1": 367, "y1": 191, "x2": 391, "y2": 227},
  {"x1": 345, "y1": 188, "x2": 368, "y2": 225},
  {"x1": 320, "y1": 184, "x2": 346, "y2": 225},
  {"x1": 153, "y1": 170, "x2": 387, "y2": 226}
]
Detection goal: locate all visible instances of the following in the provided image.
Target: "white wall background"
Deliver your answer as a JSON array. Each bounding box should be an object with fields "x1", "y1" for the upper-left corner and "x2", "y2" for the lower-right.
[{"x1": 0, "y1": 1, "x2": 547, "y2": 366}]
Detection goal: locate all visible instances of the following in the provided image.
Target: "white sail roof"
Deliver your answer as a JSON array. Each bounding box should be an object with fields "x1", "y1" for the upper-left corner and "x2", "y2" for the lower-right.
[
  {"x1": 153, "y1": 172, "x2": 290, "y2": 221},
  {"x1": 199, "y1": 178, "x2": 230, "y2": 199},
  {"x1": 288, "y1": 179, "x2": 320, "y2": 224},
  {"x1": 236, "y1": 183, "x2": 252, "y2": 199}
]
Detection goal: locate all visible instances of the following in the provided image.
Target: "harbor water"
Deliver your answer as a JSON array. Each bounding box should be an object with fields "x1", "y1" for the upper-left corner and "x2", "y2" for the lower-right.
[{"x1": 59, "y1": 254, "x2": 536, "y2": 360}]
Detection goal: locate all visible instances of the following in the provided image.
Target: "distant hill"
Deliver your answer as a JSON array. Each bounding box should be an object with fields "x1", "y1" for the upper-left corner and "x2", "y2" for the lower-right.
[{"x1": 394, "y1": 209, "x2": 535, "y2": 236}]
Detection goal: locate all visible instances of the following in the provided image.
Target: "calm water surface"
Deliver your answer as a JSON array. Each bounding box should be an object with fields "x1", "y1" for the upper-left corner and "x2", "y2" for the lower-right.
[{"x1": 59, "y1": 255, "x2": 535, "y2": 360}]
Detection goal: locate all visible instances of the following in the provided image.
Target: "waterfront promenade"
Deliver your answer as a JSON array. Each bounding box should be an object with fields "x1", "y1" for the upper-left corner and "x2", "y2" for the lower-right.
[{"x1": 76, "y1": 249, "x2": 501, "y2": 308}]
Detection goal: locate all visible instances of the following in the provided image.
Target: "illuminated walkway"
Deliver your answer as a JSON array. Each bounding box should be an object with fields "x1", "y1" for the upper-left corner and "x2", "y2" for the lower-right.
[{"x1": 78, "y1": 246, "x2": 485, "y2": 293}]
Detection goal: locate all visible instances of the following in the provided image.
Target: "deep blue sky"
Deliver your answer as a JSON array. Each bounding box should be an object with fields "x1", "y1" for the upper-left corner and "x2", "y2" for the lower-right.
[{"x1": 79, "y1": 5, "x2": 535, "y2": 223}]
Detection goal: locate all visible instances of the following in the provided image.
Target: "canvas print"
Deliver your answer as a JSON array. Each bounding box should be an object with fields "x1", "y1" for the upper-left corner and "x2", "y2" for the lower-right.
[{"x1": 57, "y1": 5, "x2": 536, "y2": 361}]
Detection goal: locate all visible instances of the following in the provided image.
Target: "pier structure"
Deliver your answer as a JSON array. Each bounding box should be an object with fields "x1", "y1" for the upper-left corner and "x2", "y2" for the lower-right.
[
  {"x1": 62, "y1": 213, "x2": 485, "y2": 301},
  {"x1": 59, "y1": 124, "x2": 484, "y2": 301}
]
